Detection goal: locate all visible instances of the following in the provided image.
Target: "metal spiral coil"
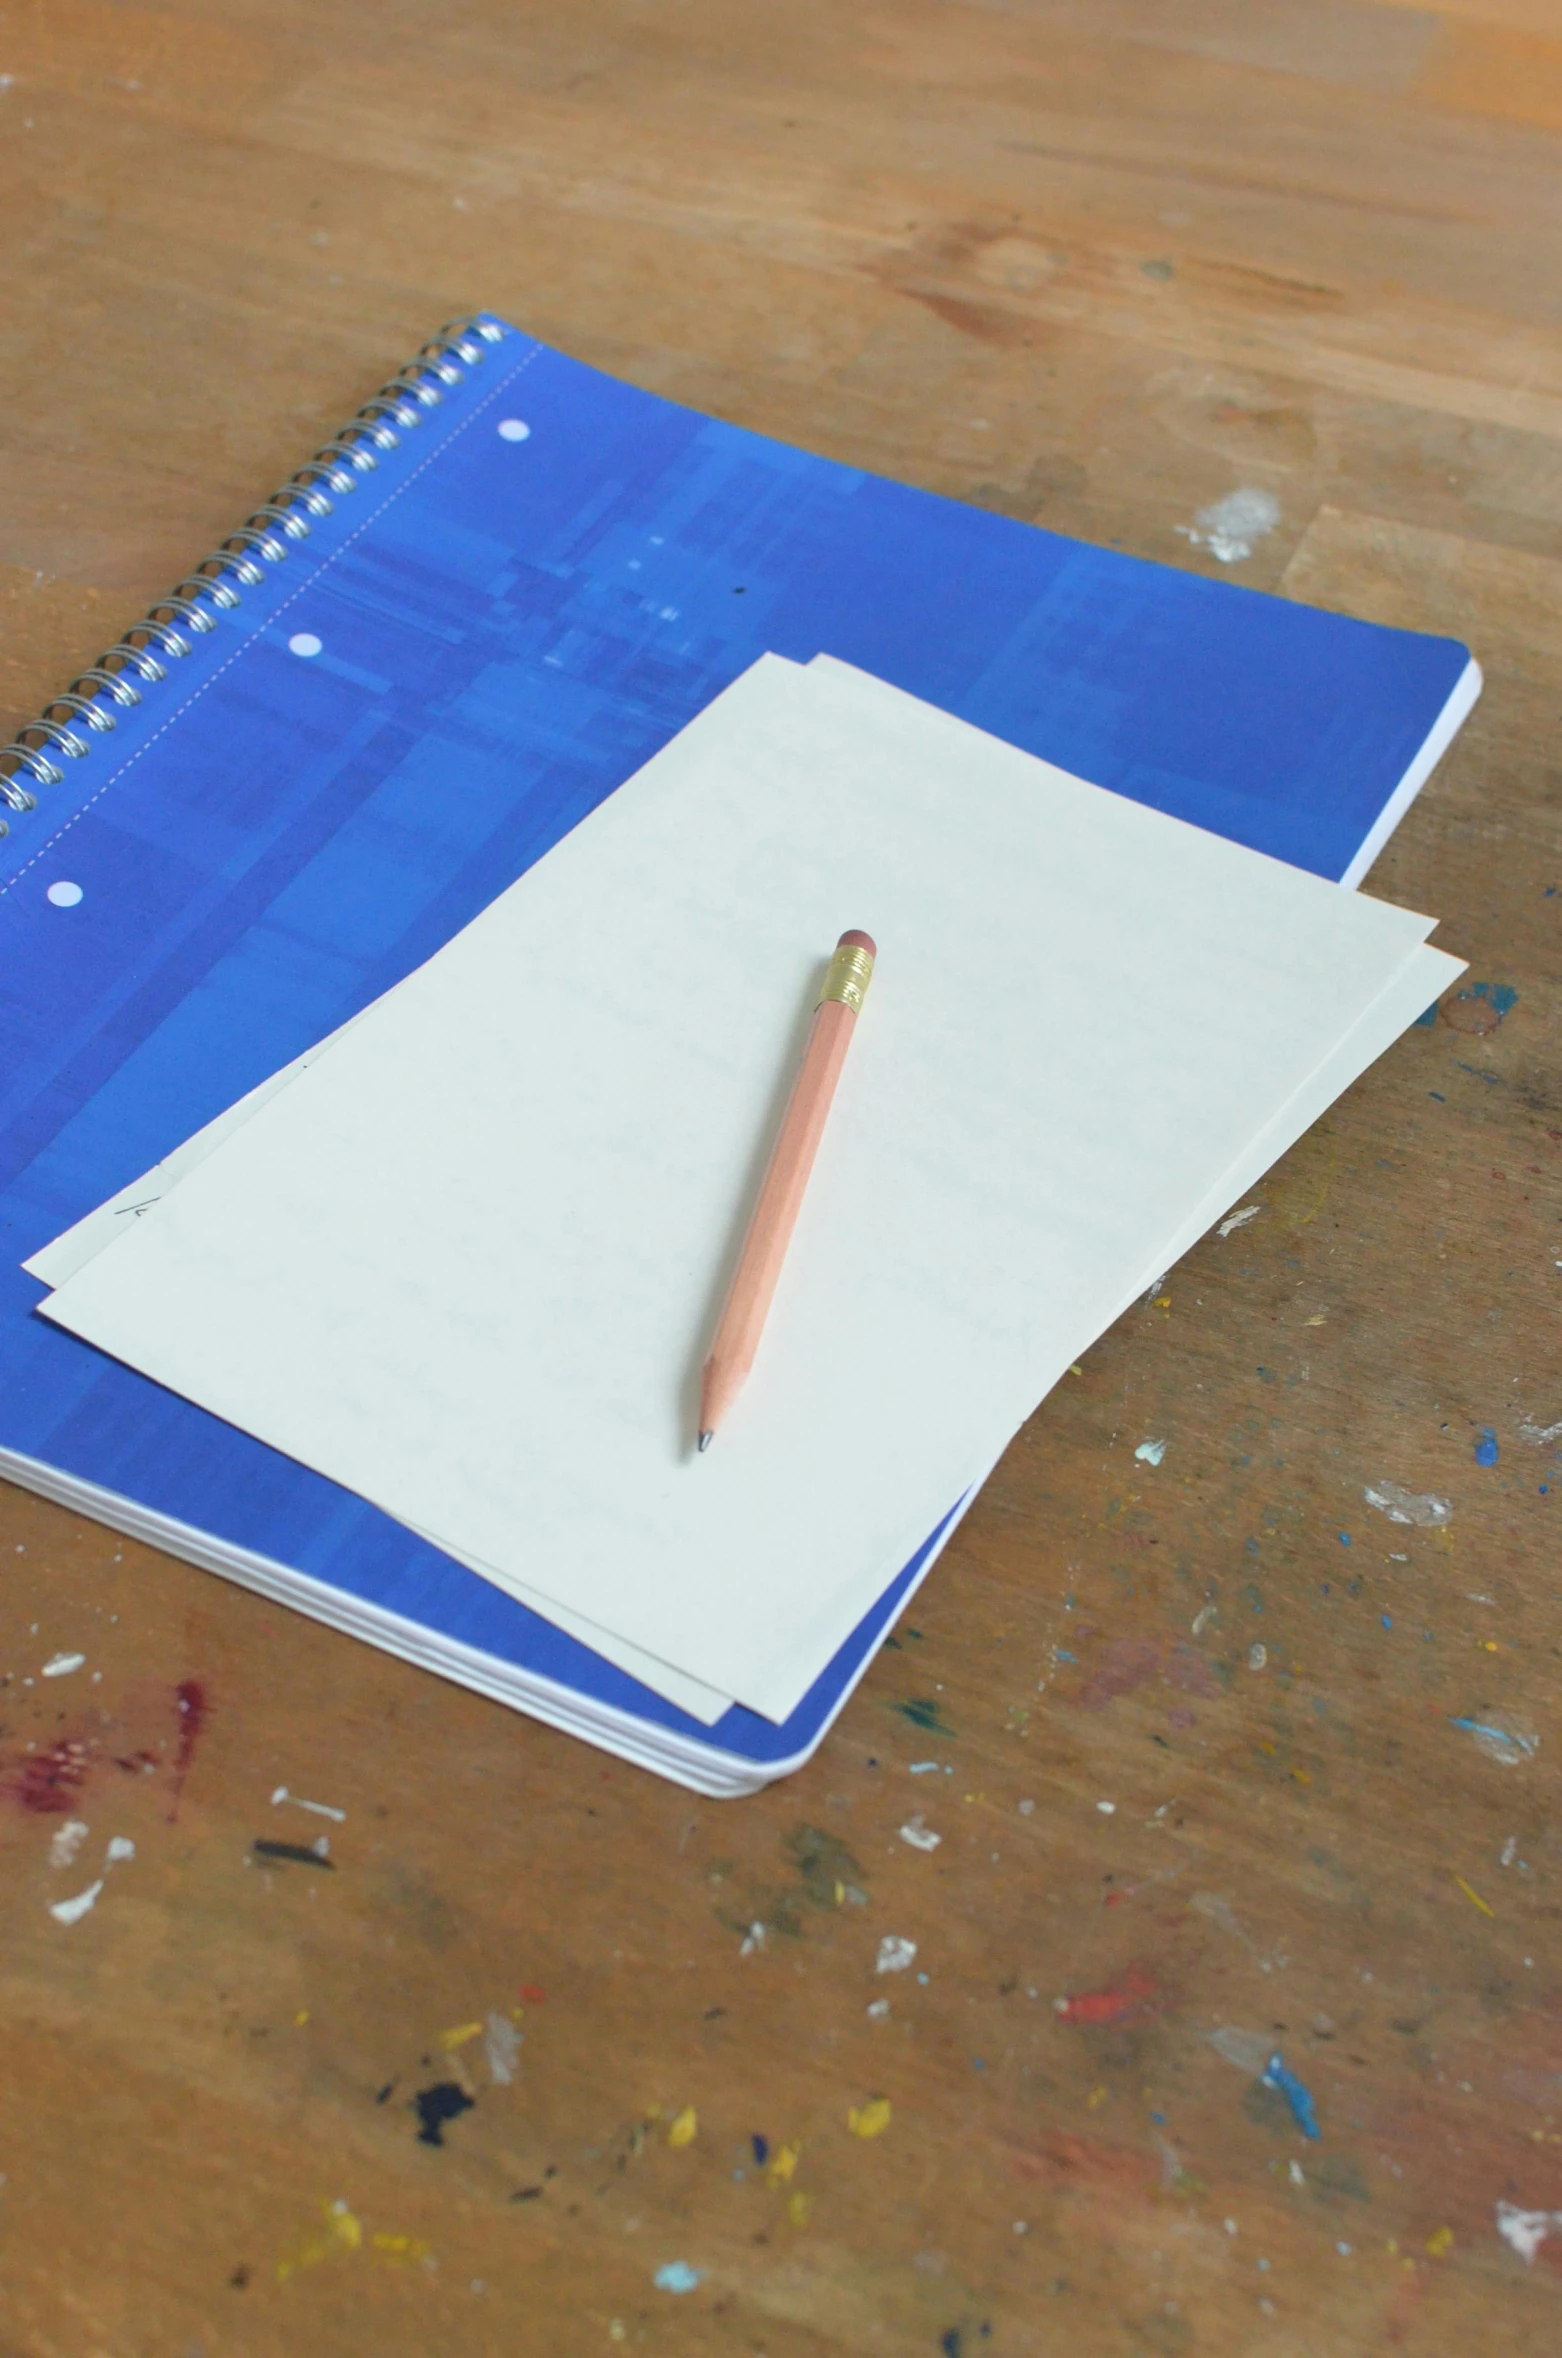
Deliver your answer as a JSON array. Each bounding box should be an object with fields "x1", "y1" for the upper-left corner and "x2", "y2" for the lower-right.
[{"x1": 0, "y1": 315, "x2": 507, "y2": 838}]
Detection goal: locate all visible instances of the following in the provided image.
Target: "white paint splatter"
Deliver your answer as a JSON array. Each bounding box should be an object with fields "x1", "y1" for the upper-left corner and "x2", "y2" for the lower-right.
[
  {"x1": 104, "y1": 1835, "x2": 135, "y2": 1864},
  {"x1": 866, "y1": 1997, "x2": 891, "y2": 2019},
  {"x1": 1248, "y1": 1643, "x2": 1267, "y2": 1672},
  {"x1": 739, "y1": 1921, "x2": 766, "y2": 1956},
  {"x1": 1364, "y1": 1480, "x2": 1452, "y2": 1527},
  {"x1": 899, "y1": 1816, "x2": 941, "y2": 1852},
  {"x1": 49, "y1": 1819, "x2": 89, "y2": 1869},
  {"x1": 1191, "y1": 1602, "x2": 1218, "y2": 1636},
  {"x1": 1096, "y1": 1800, "x2": 1116, "y2": 1815},
  {"x1": 484, "y1": 2011, "x2": 521, "y2": 2085},
  {"x1": 1218, "y1": 1203, "x2": 1263, "y2": 1238},
  {"x1": 1208, "y1": 2025, "x2": 1274, "y2": 2075},
  {"x1": 50, "y1": 1880, "x2": 104, "y2": 1926},
  {"x1": 1135, "y1": 1437, "x2": 1166, "y2": 1467},
  {"x1": 877, "y1": 1934, "x2": 918, "y2": 1974},
  {"x1": 908, "y1": 1760, "x2": 940, "y2": 1774},
  {"x1": 270, "y1": 1786, "x2": 347, "y2": 1821},
  {"x1": 1519, "y1": 1420, "x2": 1562, "y2": 1446},
  {"x1": 1496, "y1": 2201, "x2": 1562, "y2": 2264},
  {"x1": 41, "y1": 1652, "x2": 85, "y2": 1678},
  {"x1": 1177, "y1": 488, "x2": 1281, "y2": 565}
]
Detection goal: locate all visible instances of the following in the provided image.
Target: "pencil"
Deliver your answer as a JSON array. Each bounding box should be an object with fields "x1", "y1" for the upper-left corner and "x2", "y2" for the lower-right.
[{"x1": 697, "y1": 930, "x2": 877, "y2": 1451}]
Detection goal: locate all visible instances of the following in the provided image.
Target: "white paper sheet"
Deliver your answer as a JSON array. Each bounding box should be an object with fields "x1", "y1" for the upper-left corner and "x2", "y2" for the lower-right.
[{"x1": 38, "y1": 654, "x2": 1449, "y2": 1718}]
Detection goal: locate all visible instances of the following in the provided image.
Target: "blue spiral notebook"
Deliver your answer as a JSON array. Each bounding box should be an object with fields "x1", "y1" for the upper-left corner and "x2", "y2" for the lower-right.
[{"x1": 0, "y1": 315, "x2": 1478, "y2": 1793}]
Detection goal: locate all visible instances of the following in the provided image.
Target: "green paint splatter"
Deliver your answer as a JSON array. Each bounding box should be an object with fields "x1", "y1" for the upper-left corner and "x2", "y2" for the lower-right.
[{"x1": 894, "y1": 1697, "x2": 954, "y2": 1735}]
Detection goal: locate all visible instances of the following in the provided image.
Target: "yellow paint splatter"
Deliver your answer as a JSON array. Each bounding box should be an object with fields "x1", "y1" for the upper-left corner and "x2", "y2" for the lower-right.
[
  {"x1": 370, "y1": 2231, "x2": 431, "y2": 2267},
  {"x1": 1425, "y1": 2226, "x2": 1454, "y2": 2258},
  {"x1": 294, "y1": 2009, "x2": 310, "y2": 2027},
  {"x1": 1086, "y1": 2086, "x2": 1107, "y2": 2111},
  {"x1": 848, "y1": 2097, "x2": 893, "y2": 2140},
  {"x1": 834, "y1": 1880, "x2": 845, "y2": 1904},
  {"x1": 438, "y1": 2021, "x2": 484, "y2": 2050},
  {"x1": 667, "y1": 2106, "x2": 698, "y2": 2149},
  {"x1": 1452, "y1": 1874, "x2": 1494, "y2": 1917},
  {"x1": 277, "y1": 2200, "x2": 362, "y2": 2281},
  {"x1": 1290, "y1": 1769, "x2": 1312, "y2": 1785},
  {"x1": 788, "y1": 2191, "x2": 811, "y2": 2227},
  {"x1": 767, "y1": 2141, "x2": 800, "y2": 2185}
]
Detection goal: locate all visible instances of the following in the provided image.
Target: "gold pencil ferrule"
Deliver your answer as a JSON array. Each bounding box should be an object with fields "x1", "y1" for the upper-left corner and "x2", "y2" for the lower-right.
[{"x1": 818, "y1": 940, "x2": 874, "y2": 1015}]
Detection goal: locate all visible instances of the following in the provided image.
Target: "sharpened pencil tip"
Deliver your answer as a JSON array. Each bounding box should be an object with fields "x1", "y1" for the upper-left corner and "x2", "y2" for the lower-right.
[{"x1": 697, "y1": 1430, "x2": 713, "y2": 1453}]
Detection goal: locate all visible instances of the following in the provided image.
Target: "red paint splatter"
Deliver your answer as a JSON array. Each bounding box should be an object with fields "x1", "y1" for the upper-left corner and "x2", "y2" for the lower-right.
[
  {"x1": 1076, "y1": 1636, "x2": 1219, "y2": 1711},
  {"x1": 1055, "y1": 1963, "x2": 1162, "y2": 2027},
  {"x1": 167, "y1": 1679, "x2": 209, "y2": 1819},
  {"x1": 11, "y1": 1737, "x2": 91, "y2": 1815},
  {"x1": 520, "y1": 1984, "x2": 547, "y2": 2006}
]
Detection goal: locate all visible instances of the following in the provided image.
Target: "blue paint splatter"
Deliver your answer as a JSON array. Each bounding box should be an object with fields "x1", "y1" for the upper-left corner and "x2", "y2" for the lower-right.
[
  {"x1": 1413, "y1": 1002, "x2": 1439, "y2": 1027},
  {"x1": 751, "y1": 2133, "x2": 769, "y2": 2166},
  {"x1": 1262, "y1": 2053, "x2": 1320, "y2": 2140},
  {"x1": 1471, "y1": 982, "x2": 1518, "y2": 1019},
  {"x1": 654, "y1": 2261, "x2": 704, "y2": 2294},
  {"x1": 1475, "y1": 1428, "x2": 1499, "y2": 1466},
  {"x1": 1381, "y1": 1614, "x2": 1393, "y2": 1630},
  {"x1": 1338, "y1": 1532, "x2": 1351, "y2": 1546}
]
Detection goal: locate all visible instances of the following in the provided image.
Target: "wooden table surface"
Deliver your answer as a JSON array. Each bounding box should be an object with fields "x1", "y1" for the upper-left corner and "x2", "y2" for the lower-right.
[{"x1": 4, "y1": 3, "x2": 1562, "y2": 2351}]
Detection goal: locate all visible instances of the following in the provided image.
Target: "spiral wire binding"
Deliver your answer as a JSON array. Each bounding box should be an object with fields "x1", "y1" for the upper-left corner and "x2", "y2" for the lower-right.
[{"x1": 0, "y1": 318, "x2": 508, "y2": 837}]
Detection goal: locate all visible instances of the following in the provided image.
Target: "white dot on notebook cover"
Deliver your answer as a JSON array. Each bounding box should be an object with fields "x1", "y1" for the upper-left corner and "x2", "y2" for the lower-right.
[
  {"x1": 46, "y1": 881, "x2": 83, "y2": 908},
  {"x1": 497, "y1": 418, "x2": 531, "y2": 442},
  {"x1": 288, "y1": 632, "x2": 323, "y2": 658}
]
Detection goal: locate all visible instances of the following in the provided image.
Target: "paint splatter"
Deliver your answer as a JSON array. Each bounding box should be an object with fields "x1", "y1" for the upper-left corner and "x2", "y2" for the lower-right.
[
  {"x1": 1363, "y1": 1481, "x2": 1451, "y2": 1528},
  {"x1": 276, "y1": 2199, "x2": 361, "y2": 2281},
  {"x1": 104, "y1": 1835, "x2": 134, "y2": 1864},
  {"x1": 667, "y1": 2106, "x2": 698, "y2": 2148},
  {"x1": 438, "y1": 2022, "x2": 484, "y2": 2052},
  {"x1": 877, "y1": 1935, "x2": 918, "y2": 1974},
  {"x1": 1496, "y1": 2201, "x2": 1562, "y2": 2264},
  {"x1": 49, "y1": 1818, "x2": 89, "y2": 1869},
  {"x1": 412, "y1": 2082, "x2": 475, "y2": 2146},
  {"x1": 168, "y1": 1679, "x2": 208, "y2": 1819},
  {"x1": 750, "y1": 2133, "x2": 769, "y2": 2166},
  {"x1": 1076, "y1": 1635, "x2": 1220, "y2": 1711},
  {"x1": 1518, "y1": 1419, "x2": 1562, "y2": 1447},
  {"x1": 1208, "y1": 2026, "x2": 1274, "y2": 2075},
  {"x1": 1135, "y1": 1438, "x2": 1165, "y2": 1467},
  {"x1": 893, "y1": 1697, "x2": 953, "y2": 1735},
  {"x1": 1177, "y1": 488, "x2": 1280, "y2": 564},
  {"x1": 1218, "y1": 1203, "x2": 1262, "y2": 1238},
  {"x1": 1450, "y1": 1713, "x2": 1538, "y2": 1767},
  {"x1": 767, "y1": 2142, "x2": 800, "y2": 2185},
  {"x1": 271, "y1": 1786, "x2": 346, "y2": 1821},
  {"x1": 899, "y1": 1815, "x2": 941, "y2": 1852},
  {"x1": 1452, "y1": 1872, "x2": 1494, "y2": 1917},
  {"x1": 41, "y1": 1652, "x2": 85, "y2": 1678},
  {"x1": 484, "y1": 2012, "x2": 520, "y2": 2086},
  {"x1": 1475, "y1": 1428, "x2": 1499, "y2": 1466},
  {"x1": 848, "y1": 2097, "x2": 893, "y2": 2139},
  {"x1": 12, "y1": 1737, "x2": 91, "y2": 1815},
  {"x1": 653, "y1": 2261, "x2": 702, "y2": 2293},
  {"x1": 1441, "y1": 981, "x2": 1517, "y2": 1036},
  {"x1": 1054, "y1": 1964, "x2": 1160, "y2": 2026},
  {"x1": 1262, "y1": 2054, "x2": 1320, "y2": 2139},
  {"x1": 49, "y1": 1877, "x2": 104, "y2": 1925},
  {"x1": 252, "y1": 1838, "x2": 335, "y2": 1870}
]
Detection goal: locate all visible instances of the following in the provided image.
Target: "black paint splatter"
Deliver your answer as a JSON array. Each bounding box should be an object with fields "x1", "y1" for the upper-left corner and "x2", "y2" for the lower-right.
[
  {"x1": 252, "y1": 1838, "x2": 334, "y2": 1869},
  {"x1": 413, "y1": 2081, "x2": 475, "y2": 2146}
]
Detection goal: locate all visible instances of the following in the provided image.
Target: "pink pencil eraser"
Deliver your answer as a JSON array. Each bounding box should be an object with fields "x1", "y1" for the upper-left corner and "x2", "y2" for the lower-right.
[{"x1": 837, "y1": 929, "x2": 877, "y2": 957}]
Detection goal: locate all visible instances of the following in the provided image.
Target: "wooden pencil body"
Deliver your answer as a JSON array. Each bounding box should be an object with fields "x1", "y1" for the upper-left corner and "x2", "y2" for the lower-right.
[{"x1": 698, "y1": 996, "x2": 856, "y2": 1440}]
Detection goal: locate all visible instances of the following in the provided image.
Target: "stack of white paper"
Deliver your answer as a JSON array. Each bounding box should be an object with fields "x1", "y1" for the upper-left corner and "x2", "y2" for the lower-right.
[{"x1": 31, "y1": 655, "x2": 1462, "y2": 1740}]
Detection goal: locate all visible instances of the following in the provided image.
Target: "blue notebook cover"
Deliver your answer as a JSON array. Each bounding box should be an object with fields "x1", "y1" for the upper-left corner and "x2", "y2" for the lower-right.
[{"x1": 0, "y1": 314, "x2": 1477, "y2": 1782}]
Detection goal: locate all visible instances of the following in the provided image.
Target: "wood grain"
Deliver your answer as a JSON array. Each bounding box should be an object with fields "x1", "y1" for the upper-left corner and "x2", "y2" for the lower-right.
[{"x1": 2, "y1": 3, "x2": 1560, "y2": 2351}]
